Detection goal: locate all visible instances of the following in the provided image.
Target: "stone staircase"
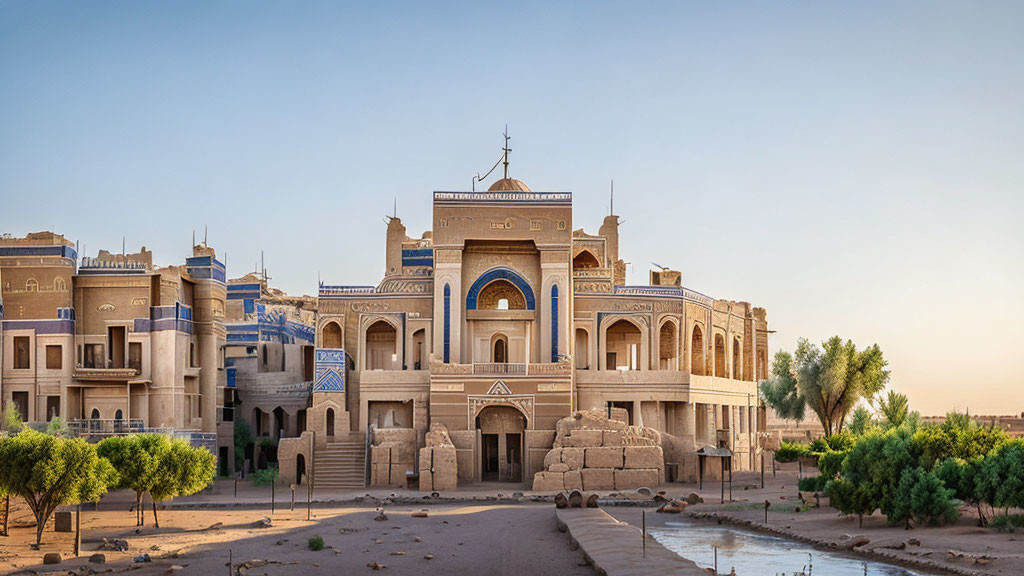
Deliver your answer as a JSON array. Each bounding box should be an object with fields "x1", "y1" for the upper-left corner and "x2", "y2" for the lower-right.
[{"x1": 314, "y1": 433, "x2": 367, "y2": 490}]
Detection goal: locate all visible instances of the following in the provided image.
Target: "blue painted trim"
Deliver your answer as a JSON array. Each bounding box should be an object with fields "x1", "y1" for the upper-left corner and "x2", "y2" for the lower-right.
[
  {"x1": 0, "y1": 246, "x2": 77, "y2": 259},
  {"x1": 1, "y1": 319, "x2": 75, "y2": 334},
  {"x1": 443, "y1": 283, "x2": 451, "y2": 363},
  {"x1": 465, "y1": 267, "x2": 535, "y2": 310},
  {"x1": 551, "y1": 284, "x2": 559, "y2": 362}
]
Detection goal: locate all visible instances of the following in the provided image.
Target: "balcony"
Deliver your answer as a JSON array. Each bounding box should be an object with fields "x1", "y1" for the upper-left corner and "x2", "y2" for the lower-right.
[
  {"x1": 73, "y1": 367, "x2": 140, "y2": 382},
  {"x1": 429, "y1": 361, "x2": 572, "y2": 377},
  {"x1": 67, "y1": 418, "x2": 144, "y2": 437},
  {"x1": 473, "y1": 363, "x2": 526, "y2": 376}
]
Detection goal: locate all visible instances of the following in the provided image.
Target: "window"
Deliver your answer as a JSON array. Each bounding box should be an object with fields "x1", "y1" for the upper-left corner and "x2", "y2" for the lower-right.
[
  {"x1": 45, "y1": 345, "x2": 62, "y2": 369},
  {"x1": 14, "y1": 336, "x2": 30, "y2": 369},
  {"x1": 129, "y1": 342, "x2": 142, "y2": 371},
  {"x1": 497, "y1": 298, "x2": 509, "y2": 310},
  {"x1": 54, "y1": 277, "x2": 66, "y2": 291},
  {"x1": 25, "y1": 278, "x2": 38, "y2": 291}
]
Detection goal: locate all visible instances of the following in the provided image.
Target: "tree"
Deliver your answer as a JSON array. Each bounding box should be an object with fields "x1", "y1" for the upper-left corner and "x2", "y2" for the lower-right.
[
  {"x1": 234, "y1": 419, "x2": 253, "y2": 474},
  {"x1": 936, "y1": 457, "x2": 992, "y2": 526},
  {"x1": 0, "y1": 429, "x2": 117, "y2": 544},
  {"x1": 759, "y1": 352, "x2": 805, "y2": 421},
  {"x1": 980, "y1": 440, "x2": 1024, "y2": 515},
  {"x1": 148, "y1": 439, "x2": 216, "y2": 528},
  {"x1": 847, "y1": 406, "x2": 873, "y2": 436},
  {"x1": 762, "y1": 337, "x2": 888, "y2": 436},
  {"x1": 2, "y1": 405, "x2": 23, "y2": 434},
  {"x1": 97, "y1": 434, "x2": 170, "y2": 526},
  {"x1": 829, "y1": 478, "x2": 876, "y2": 527},
  {"x1": 878, "y1": 390, "x2": 909, "y2": 430},
  {"x1": 840, "y1": 429, "x2": 915, "y2": 522},
  {"x1": 890, "y1": 467, "x2": 959, "y2": 528}
]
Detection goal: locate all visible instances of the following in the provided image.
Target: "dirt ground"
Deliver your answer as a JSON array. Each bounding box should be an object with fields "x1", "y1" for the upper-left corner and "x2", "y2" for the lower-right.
[
  {"x1": 609, "y1": 466, "x2": 1024, "y2": 576},
  {"x1": 0, "y1": 498, "x2": 595, "y2": 576}
]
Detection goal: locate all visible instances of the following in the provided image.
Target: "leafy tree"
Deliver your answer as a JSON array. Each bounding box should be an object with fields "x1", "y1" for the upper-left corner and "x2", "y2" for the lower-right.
[
  {"x1": 97, "y1": 434, "x2": 170, "y2": 526},
  {"x1": 936, "y1": 457, "x2": 992, "y2": 526},
  {"x1": 773, "y1": 442, "x2": 809, "y2": 463},
  {"x1": 234, "y1": 419, "x2": 253, "y2": 473},
  {"x1": 878, "y1": 390, "x2": 909, "y2": 430},
  {"x1": 910, "y1": 421, "x2": 1007, "y2": 470},
  {"x1": 45, "y1": 416, "x2": 68, "y2": 437},
  {"x1": 828, "y1": 477, "x2": 876, "y2": 527},
  {"x1": 942, "y1": 411, "x2": 977, "y2": 433},
  {"x1": 0, "y1": 430, "x2": 117, "y2": 544},
  {"x1": 980, "y1": 440, "x2": 1024, "y2": 514},
  {"x1": 890, "y1": 467, "x2": 959, "y2": 528},
  {"x1": 2, "y1": 405, "x2": 23, "y2": 434},
  {"x1": 840, "y1": 429, "x2": 915, "y2": 522},
  {"x1": 818, "y1": 450, "x2": 848, "y2": 479},
  {"x1": 761, "y1": 337, "x2": 888, "y2": 436},
  {"x1": 847, "y1": 406, "x2": 873, "y2": 436},
  {"x1": 759, "y1": 352, "x2": 805, "y2": 421},
  {"x1": 148, "y1": 439, "x2": 216, "y2": 528}
]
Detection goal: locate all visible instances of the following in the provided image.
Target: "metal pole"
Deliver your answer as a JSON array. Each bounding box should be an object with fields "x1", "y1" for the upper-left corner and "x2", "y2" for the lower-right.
[
  {"x1": 772, "y1": 452, "x2": 776, "y2": 478},
  {"x1": 271, "y1": 478, "x2": 275, "y2": 514},
  {"x1": 714, "y1": 545, "x2": 718, "y2": 573},
  {"x1": 291, "y1": 485, "x2": 295, "y2": 511},
  {"x1": 74, "y1": 504, "x2": 81, "y2": 556},
  {"x1": 760, "y1": 451, "x2": 765, "y2": 489},
  {"x1": 234, "y1": 477, "x2": 237, "y2": 498},
  {"x1": 642, "y1": 510, "x2": 646, "y2": 558},
  {"x1": 228, "y1": 549, "x2": 232, "y2": 576}
]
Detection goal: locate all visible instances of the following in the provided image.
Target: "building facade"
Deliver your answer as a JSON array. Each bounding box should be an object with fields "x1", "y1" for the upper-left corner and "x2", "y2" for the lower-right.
[{"x1": 279, "y1": 174, "x2": 770, "y2": 488}]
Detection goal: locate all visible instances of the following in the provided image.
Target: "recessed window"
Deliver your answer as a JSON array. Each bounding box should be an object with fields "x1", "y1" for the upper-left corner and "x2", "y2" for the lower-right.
[
  {"x1": 14, "y1": 337, "x2": 31, "y2": 369},
  {"x1": 497, "y1": 298, "x2": 509, "y2": 310},
  {"x1": 46, "y1": 345, "x2": 62, "y2": 370},
  {"x1": 25, "y1": 278, "x2": 38, "y2": 292}
]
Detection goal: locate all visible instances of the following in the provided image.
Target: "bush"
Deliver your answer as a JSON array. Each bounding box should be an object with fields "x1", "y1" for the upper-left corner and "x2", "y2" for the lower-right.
[
  {"x1": 798, "y1": 475, "x2": 828, "y2": 492},
  {"x1": 234, "y1": 420, "x2": 253, "y2": 473},
  {"x1": 774, "y1": 442, "x2": 810, "y2": 463},
  {"x1": 818, "y1": 450, "x2": 848, "y2": 479},
  {"x1": 2, "y1": 405, "x2": 23, "y2": 434},
  {"x1": 989, "y1": 514, "x2": 1024, "y2": 533},
  {"x1": 890, "y1": 467, "x2": 959, "y2": 527},
  {"x1": 251, "y1": 465, "x2": 278, "y2": 487},
  {"x1": 308, "y1": 535, "x2": 324, "y2": 551},
  {"x1": 828, "y1": 477, "x2": 876, "y2": 527}
]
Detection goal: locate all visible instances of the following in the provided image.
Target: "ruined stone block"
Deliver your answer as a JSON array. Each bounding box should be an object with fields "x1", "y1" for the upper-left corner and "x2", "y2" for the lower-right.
[
  {"x1": 389, "y1": 463, "x2": 411, "y2": 486},
  {"x1": 549, "y1": 462, "x2": 570, "y2": 473},
  {"x1": 602, "y1": 430, "x2": 623, "y2": 447},
  {"x1": 623, "y1": 446, "x2": 663, "y2": 470},
  {"x1": 561, "y1": 447, "x2": 585, "y2": 470},
  {"x1": 614, "y1": 468, "x2": 660, "y2": 490},
  {"x1": 563, "y1": 470, "x2": 583, "y2": 491},
  {"x1": 543, "y1": 448, "x2": 563, "y2": 468},
  {"x1": 563, "y1": 429, "x2": 603, "y2": 447},
  {"x1": 585, "y1": 446, "x2": 624, "y2": 469},
  {"x1": 581, "y1": 468, "x2": 615, "y2": 491},
  {"x1": 532, "y1": 471, "x2": 565, "y2": 492}
]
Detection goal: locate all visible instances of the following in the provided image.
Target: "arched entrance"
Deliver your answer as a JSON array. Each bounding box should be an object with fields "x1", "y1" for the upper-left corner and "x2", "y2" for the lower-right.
[
  {"x1": 296, "y1": 454, "x2": 306, "y2": 485},
  {"x1": 326, "y1": 408, "x2": 335, "y2": 437},
  {"x1": 476, "y1": 405, "x2": 526, "y2": 483},
  {"x1": 492, "y1": 333, "x2": 508, "y2": 363}
]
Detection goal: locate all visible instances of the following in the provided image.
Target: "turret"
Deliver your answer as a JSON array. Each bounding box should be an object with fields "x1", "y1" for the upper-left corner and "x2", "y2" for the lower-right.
[{"x1": 385, "y1": 217, "x2": 407, "y2": 276}]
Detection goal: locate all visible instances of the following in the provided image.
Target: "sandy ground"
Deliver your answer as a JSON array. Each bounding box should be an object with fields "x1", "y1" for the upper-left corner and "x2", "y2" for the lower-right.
[
  {"x1": 608, "y1": 465, "x2": 1024, "y2": 576},
  {"x1": 0, "y1": 497, "x2": 594, "y2": 576}
]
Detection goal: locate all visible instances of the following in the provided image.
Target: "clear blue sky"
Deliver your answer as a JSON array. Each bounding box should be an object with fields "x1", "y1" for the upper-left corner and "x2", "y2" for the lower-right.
[{"x1": 2, "y1": 1, "x2": 1022, "y2": 415}]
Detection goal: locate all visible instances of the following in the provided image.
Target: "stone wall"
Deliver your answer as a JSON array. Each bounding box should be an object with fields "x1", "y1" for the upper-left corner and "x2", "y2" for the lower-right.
[
  {"x1": 369, "y1": 427, "x2": 417, "y2": 488},
  {"x1": 418, "y1": 423, "x2": 457, "y2": 491},
  {"x1": 533, "y1": 409, "x2": 665, "y2": 492}
]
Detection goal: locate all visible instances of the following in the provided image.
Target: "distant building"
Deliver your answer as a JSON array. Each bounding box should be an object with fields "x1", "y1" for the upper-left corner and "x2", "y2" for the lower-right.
[{"x1": 0, "y1": 232, "x2": 231, "y2": 473}]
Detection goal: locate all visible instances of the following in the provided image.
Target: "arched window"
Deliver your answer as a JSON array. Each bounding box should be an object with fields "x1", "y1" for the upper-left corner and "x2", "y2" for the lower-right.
[
  {"x1": 714, "y1": 334, "x2": 726, "y2": 377},
  {"x1": 572, "y1": 250, "x2": 600, "y2": 269},
  {"x1": 575, "y1": 329, "x2": 589, "y2": 370},
  {"x1": 732, "y1": 337, "x2": 742, "y2": 380},
  {"x1": 411, "y1": 329, "x2": 425, "y2": 370},
  {"x1": 326, "y1": 408, "x2": 335, "y2": 436},
  {"x1": 551, "y1": 284, "x2": 559, "y2": 362},
  {"x1": 26, "y1": 278, "x2": 38, "y2": 292},
  {"x1": 477, "y1": 280, "x2": 527, "y2": 310},
  {"x1": 492, "y1": 334, "x2": 508, "y2": 364},
  {"x1": 659, "y1": 321, "x2": 677, "y2": 370},
  {"x1": 114, "y1": 409, "x2": 123, "y2": 421},
  {"x1": 365, "y1": 320, "x2": 397, "y2": 370},
  {"x1": 90, "y1": 408, "x2": 101, "y2": 419},
  {"x1": 443, "y1": 284, "x2": 451, "y2": 363},
  {"x1": 54, "y1": 277, "x2": 67, "y2": 291},
  {"x1": 605, "y1": 319, "x2": 642, "y2": 370},
  {"x1": 321, "y1": 321, "x2": 342, "y2": 349},
  {"x1": 690, "y1": 325, "x2": 704, "y2": 375}
]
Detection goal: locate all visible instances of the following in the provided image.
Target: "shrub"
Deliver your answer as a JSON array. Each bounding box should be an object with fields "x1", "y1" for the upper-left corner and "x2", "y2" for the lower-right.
[
  {"x1": 1, "y1": 405, "x2": 22, "y2": 434},
  {"x1": 989, "y1": 514, "x2": 1024, "y2": 533},
  {"x1": 234, "y1": 420, "x2": 253, "y2": 473},
  {"x1": 798, "y1": 475, "x2": 828, "y2": 492},
  {"x1": 847, "y1": 406, "x2": 873, "y2": 436},
  {"x1": 818, "y1": 450, "x2": 848, "y2": 479},
  {"x1": 890, "y1": 467, "x2": 959, "y2": 528},
  {"x1": 828, "y1": 477, "x2": 876, "y2": 527},
  {"x1": 252, "y1": 465, "x2": 278, "y2": 487},
  {"x1": 774, "y1": 442, "x2": 810, "y2": 463},
  {"x1": 308, "y1": 535, "x2": 324, "y2": 551},
  {"x1": 840, "y1": 429, "x2": 915, "y2": 521}
]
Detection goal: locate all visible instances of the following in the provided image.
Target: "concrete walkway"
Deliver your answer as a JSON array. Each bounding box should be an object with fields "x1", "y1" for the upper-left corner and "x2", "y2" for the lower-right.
[{"x1": 556, "y1": 507, "x2": 706, "y2": 576}]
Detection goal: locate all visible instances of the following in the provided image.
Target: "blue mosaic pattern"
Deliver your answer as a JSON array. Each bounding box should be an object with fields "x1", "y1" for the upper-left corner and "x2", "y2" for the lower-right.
[
  {"x1": 314, "y1": 348, "x2": 346, "y2": 392},
  {"x1": 551, "y1": 284, "x2": 559, "y2": 362},
  {"x1": 185, "y1": 256, "x2": 226, "y2": 283},
  {"x1": 226, "y1": 367, "x2": 237, "y2": 388},
  {"x1": 465, "y1": 267, "x2": 536, "y2": 310},
  {"x1": 443, "y1": 284, "x2": 450, "y2": 363},
  {"x1": 402, "y1": 248, "x2": 433, "y2": 268},
  {"x1": 0, "y1": 245, "x2": 77, "y2": 259}
]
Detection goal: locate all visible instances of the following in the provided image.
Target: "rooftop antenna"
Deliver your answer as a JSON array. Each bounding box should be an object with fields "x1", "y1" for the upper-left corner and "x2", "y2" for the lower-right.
[
  {"x1": 502, "y1": 125, "x2": 511, "y2": 180},
  {"x1": 471, "y1": 128, "x2": 509, "y2": 191},
  {"x1": 122, "y1": 236, "x2": 125, "y2": 261},
  {"x1": 204, "y1": 225, "x2": 208, "y2": 246},
  {"x1": 651, "y1": 261, "x2": 669, "y2": 271},
  {"x1": 192, "y1": 229, "x2": 195, "y2": 247},
  {"x1": 394, "y1": 196, "x2": 397, "y2": 219},
  {"x1": 261, "y1": 250, "x2": 265, "y2": 280},
  {"x1": 610, "y1": 179, "x2": 614, "y2": 216}
]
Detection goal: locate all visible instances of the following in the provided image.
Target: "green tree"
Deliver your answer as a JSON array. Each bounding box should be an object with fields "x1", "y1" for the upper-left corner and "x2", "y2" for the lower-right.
[
  {"x1": 45, "y1": 416, "x2": 68, "y2": 437},
  {"x1": 981, "y1": 440, "x2": 1024, "y2": 515},
  {"x1": 828, "y1": 477, "x2": 876, "y2": 527},
  {"x1": 97, "y1": 434, "x2": 171, "y2": 526},
  {"x1": 878, "y1": 390, "x2": 909, "y2": 430},
  {"x1": 0, "y1": 430, "x2": 117, "y2": 544},
  {"x1": 234, "y1": 419, "x2": 253, "y2": 473},
  {"x1": 847, "y1": 406, "x2": 873, "y2": 436},
  {"x1": 936, "y1": 457, "x2": 993, "y2": 526},
  {"x1": 148, "y1": 439, "x2": 216, "y2": 528},
  {"x1": 890, "y1": 467, "x2": 959, "y2": 528},
  {"x1": 761, "y1": 337, "x2": 888, "y2": 436},
  {"x1": 2, "y1": 405, "x2": 23, "y2": 434},
  {"x1": 840, "y1": 429, "x2": 915, "y2": 522}
]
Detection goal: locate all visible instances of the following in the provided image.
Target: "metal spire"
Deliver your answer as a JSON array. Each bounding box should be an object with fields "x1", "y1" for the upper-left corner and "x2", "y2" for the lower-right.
[{"x1": 502, "y1": 125, "x2": 511, "y2": 180}]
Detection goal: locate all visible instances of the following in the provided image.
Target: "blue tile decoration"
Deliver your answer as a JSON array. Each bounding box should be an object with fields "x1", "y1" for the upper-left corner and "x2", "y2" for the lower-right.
[
  {"x1": 0, "y1": 245, "x2": 77, "y2": 259},
  {"x1": 314, "y1": 348, "x2": 346, "y2": 392},
  {"x1": 226, "y1": 367, "x2": 236, "y2": 388},
  {"x1": 551, "y1": 284, "x2": 559, "y2": 362},
  {"x1": 443, "y1": 284, "x2": 450, "y2": 363},
  {"x1": 402, "y1": 248, "x2": 434, "y2": 268},
  {"x1": 465, "y1": 267, "x2": 536, "y2": 310}
]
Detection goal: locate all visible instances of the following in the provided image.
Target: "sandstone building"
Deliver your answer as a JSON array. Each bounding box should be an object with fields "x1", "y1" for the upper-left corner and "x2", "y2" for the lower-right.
[
  {"x1": 278, "y1": 168, "x2": 770, "y2": 489},
  {"x1": 0, "y1": 232, "x2": 231, "y2": 471}
]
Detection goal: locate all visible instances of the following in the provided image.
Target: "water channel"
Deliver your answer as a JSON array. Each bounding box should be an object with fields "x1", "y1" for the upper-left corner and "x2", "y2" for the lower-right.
[{"x1": 651, "y1": 520, "x2": 937, "y2": 576}]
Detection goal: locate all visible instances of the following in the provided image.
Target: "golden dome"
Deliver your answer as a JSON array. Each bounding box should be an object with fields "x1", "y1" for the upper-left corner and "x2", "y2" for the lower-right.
[{"x1": 487, "y1": 178, "x2": 531, "y2": 192}]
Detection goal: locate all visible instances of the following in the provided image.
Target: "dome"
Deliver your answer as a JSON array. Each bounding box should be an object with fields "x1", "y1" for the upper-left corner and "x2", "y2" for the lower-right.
[{"x1": 487, "y1": 178, "x2": 531, "y2": 192}]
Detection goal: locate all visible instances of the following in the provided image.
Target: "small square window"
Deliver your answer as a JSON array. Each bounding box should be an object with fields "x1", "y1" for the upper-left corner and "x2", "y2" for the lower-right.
[
  {"x1": 46, "y1": 345, "x2": 62, "y2": 370},
  {"x1": 14, "y1": 337, "x2": 31, "y2": 369}
]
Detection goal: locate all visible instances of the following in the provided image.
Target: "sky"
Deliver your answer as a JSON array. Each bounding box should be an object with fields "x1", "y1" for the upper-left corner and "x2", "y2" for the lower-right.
[{"x1": 1, "y1": 1, "x2": 1022, "y2": 416}]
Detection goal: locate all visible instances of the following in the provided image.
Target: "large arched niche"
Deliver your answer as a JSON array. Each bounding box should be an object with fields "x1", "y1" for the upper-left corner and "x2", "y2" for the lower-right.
[{"x1": 466, "y1": 267, "x2": 536, "y2": 310}]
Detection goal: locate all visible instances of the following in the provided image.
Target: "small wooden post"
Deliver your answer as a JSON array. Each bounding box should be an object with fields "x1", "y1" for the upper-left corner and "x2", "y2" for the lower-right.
[
  {"x1": 74, "y1": 504, "x2": 81, "y2": 556},
  {"x1": 271, "y1": 478, "x2": 275, "y2": 514},
  {"x1": 764, "y1": 499, "x2": 770, "y2": 523},
  {"x1": 772, "y1": 452, "x2": 776, "y2": 478},
  {"x1": 228, "y1": 549, "x2": 232, "y2": 576},
  {"x1": 642, "y1": 509, "x2": 646, "y2": 558},
  {"x1": 290, "y1": 484, "x2": 295, "y2": 511},
  {"x1": 714, "y1": 545, "x2": 718, "y2": 573},
  {"x1": 760, "y1": 451, "x2": 765, "y2": 489},
  {"x1": 234, "y1": 477, "x2": 237, "y2": 498}
]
